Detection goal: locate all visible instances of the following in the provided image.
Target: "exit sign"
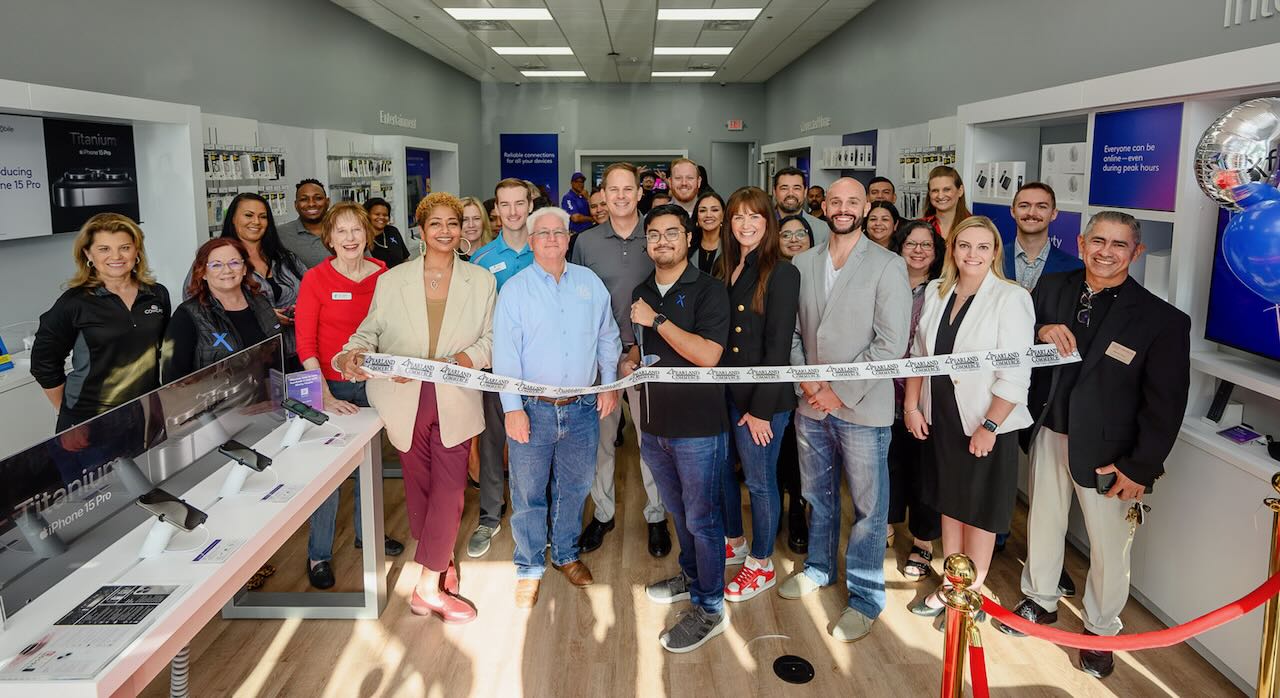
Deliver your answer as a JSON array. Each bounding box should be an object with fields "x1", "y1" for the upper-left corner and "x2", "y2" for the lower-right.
[{"x1": 726, "y1": 119, "x2": 745, "y2": 131}]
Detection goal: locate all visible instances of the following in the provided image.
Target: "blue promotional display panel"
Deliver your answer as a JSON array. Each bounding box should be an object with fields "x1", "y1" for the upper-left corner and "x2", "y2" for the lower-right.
[
  {"x1": 1206, "y1": 209, "x2": 1280, "y2": 363},
  {"x1": 971, "y1": 202, "x2": 1082, "y2": 260},
  {"x1": 500, "y1": 134, "x2": 559, "y2": 202},
  {"x1": 1088, "y1": 103, "x2": 1183, "y2": 212},
  {"x1": 405, "y1": 147, "x2": 431, "y2": 228}
]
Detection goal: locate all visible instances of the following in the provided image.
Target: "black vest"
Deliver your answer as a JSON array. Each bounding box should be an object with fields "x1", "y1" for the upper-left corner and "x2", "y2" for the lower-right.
[{"x1": 181, "y1": 290, "x2": 284, "y2": 371}]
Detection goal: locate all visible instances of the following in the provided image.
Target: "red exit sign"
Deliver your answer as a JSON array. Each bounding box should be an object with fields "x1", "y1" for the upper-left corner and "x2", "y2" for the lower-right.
[{"x1": 726, "y1": 119, "x2": 745, "y2": 131}]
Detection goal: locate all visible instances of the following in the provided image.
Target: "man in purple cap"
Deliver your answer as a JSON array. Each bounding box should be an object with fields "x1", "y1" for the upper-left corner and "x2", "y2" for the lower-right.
[{"x1": 562, "y1": 171, "x2": 594, "y2": 234}]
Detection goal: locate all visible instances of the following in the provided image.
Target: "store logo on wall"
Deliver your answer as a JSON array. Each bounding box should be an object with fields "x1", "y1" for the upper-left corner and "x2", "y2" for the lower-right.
[
  {"x1": 800, "y1": 116, "x2": 831, "y2": 133},
  {"x1": 378, "y1": 110, "x2": 417, "y2": 129},
  {"x1": 1224, "y1": 0, "x2": 1279, "y2": 27}
]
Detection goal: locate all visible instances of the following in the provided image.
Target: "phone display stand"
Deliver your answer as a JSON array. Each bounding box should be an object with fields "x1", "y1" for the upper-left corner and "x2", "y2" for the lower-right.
[
  {"x1": 139, "y1": 521, "x2": 210, "y2": 559},
  {"x1": 279, "y1": 418, "x2": 312, "y2": 449},
  {"x1": 218, "y1": 462, "x2": 280, "y2": 498}
]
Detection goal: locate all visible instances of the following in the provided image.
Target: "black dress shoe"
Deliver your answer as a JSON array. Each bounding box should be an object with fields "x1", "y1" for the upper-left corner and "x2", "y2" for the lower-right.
[
  {"x1": 307, "y1": 560, "x2": 335, "y2": 589},
  {"x1": 354, "y1": 536, "x2": 406, "y2": 557},
  {"x1": 1079, "y1": 630, "x2": 1115, "y2": 678},
  {"x1": 578, "y1": 518, "x2": 614, "y2": 554},
  {"x1": 648, "y1": 521, "x2": 672, "y2": 558},
  {"x1": 787, "y1": 503, "x2": 808, "y2": 555},
  {"x1": 1058, "y1": 568, "x2": 1077, "y2": 597},
  {"x1": 994, "y1": 598, "x2": 1059, "y2": 637}
]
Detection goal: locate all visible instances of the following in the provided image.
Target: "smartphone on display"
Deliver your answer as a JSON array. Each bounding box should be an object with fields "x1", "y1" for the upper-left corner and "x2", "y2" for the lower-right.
[
  {"x1": 218, "y1": 440, "x2": 271, "y2": 471},
  {"x1": 282, "y1": 397, "x2": 329, "y2": 425},
  {"x1": 135, "y1": 488, "x2": 208, "y2": 531}
]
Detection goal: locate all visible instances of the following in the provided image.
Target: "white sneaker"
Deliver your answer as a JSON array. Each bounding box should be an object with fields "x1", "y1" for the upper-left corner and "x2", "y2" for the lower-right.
[
  {"x1": 778, "y1": 571, "x2": 822, "y2": 599},
  {"x1": 725, "y1": 559, "x2": 776, "y2": 602},
  {"x1": 724, "y1": 539, "x2": 748, "y2": 567}
]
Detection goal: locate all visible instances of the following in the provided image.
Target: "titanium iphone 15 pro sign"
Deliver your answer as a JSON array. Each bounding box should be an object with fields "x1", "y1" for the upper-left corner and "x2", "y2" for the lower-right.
[{"x1": 42, "y1": 117, "x2": 140, "y2": 232}]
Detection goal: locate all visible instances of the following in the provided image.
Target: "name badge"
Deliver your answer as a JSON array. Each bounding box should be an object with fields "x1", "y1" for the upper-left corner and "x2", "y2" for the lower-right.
[
  {"x1": 331, "y1": 292, "x2": 353, "y2": 301},
  {"x1": 488, "y1": 261, "x2": 508, "y2": 274},
  {"x1": 1105, "y1": 341, "x2": 1136, "y2": 365}
]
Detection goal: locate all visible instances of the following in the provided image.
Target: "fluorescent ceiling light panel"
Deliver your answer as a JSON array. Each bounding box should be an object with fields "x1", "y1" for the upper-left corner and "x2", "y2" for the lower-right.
[
  {"x1": 653, "y1": 47, "x2": 733, "y2": 55},
  {"x1": 521, "y1": 70, "x2": 587, "y2": 77},
  {"x1": 444, "y1": 8, "x2": 553, "y2": 21},
  {"x1": 652, "y1": 71, "x2": 717, "y2": 77},
  {"x1": 493, "y1": 46, "x2": 574, "y2": 55},
  {"x1": 656, "y1": 8, "x2": 762, "y2": 21}
]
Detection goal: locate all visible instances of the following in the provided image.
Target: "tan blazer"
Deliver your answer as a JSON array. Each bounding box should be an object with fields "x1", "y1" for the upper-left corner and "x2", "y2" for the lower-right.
[{"x1": 338, "y1": 257, "x2": 496, "y2": 449}]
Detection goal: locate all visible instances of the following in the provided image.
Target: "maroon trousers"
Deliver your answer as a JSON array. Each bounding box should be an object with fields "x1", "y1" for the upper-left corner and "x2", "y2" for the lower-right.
[{"x1": 399, "y1": 382, "x2": 472, "y2": 572}]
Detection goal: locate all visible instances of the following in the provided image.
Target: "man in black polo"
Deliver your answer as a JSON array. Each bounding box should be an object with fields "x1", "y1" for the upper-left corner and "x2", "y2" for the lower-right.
[{"x1": 627, "y1": 203, "x2": 731, "y2": 653}]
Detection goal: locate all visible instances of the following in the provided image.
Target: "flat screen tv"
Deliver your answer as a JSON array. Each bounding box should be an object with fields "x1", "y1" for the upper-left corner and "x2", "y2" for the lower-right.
[{"x1": 1205, "y1": 210, "x2": 1280, "y2": 363}]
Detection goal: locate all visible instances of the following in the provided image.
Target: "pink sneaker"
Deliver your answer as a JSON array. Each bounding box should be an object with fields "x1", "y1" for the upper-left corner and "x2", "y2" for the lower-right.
[
  {"x1": 725, "y1": 560, "x2": 776, "y2": 602},
  {"x1": 725, "y1": 539, "x2": 748, "y2": 567}
]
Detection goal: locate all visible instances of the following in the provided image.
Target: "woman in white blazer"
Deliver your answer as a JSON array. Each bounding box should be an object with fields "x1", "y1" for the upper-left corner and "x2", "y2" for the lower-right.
[
  {"x1": 901, "y1": 216, "x2": 1034, "y2": 616},
  {"x1": 335, "y1": 192, "x2": 496, "y2": 625}
]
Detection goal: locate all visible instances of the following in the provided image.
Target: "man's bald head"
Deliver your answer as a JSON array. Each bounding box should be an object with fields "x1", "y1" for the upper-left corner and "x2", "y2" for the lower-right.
[{"x1": 823, "y1": 178, "x2": 870, "y2": 236}]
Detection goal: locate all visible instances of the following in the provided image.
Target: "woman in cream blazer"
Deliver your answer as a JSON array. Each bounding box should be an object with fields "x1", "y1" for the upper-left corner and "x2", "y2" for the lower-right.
[
  {"x1": 335, "y1": 192, "x2": 495, "y2": 625},
  {"x1": 901, "y1": 216, "x2": 1034, "y2": 617}
]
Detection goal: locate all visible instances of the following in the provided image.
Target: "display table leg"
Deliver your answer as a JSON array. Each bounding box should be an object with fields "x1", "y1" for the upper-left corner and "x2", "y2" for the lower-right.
[{"x1": 169, "y1": 645, "x2": 190, "y2": 698}]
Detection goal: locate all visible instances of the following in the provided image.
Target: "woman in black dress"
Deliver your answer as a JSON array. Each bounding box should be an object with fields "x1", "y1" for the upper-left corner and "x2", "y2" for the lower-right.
[
  {"x1": 901, "y1": 216, "x2": 1035, "y2": 615},
  {"x1": 364, "y1": 197, "x2": 411, "y2": 267},
  {"x1": 689, "y1": 191, "x2": 726, "y2": 277}
]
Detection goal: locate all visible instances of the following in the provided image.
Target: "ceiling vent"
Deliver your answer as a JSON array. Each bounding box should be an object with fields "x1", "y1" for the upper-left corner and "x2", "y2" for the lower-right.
[
  {"x1": 704, "y1": 19, "x2": 752, "y2": 31},
  {"x1": 458, "y1": 19, "x2": 513, "y2": 32},
  {"x1": 688, "y1": 63, "x2": 720, "y2": 71}
]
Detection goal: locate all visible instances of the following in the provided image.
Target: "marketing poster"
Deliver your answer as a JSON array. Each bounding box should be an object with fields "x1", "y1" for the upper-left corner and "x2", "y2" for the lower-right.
[
  {"x1": 972, "y1": 202, "x2": 1082, "y2": 260},
  {"x1": 1088, "y1": 103, "x2": 1183, "y2": 212},
  {"x1": 0, "y1": 114, "x2": 54, "y2": 241},
  {"x1": 405, "y1": 147, "x2": 431, "y2": 228},
  {"x1": 1205, "y1": 209, "x2": 1280, "y2": 361},
  {"x1": 42, "y1": 118, "x2": 140, "y2": 233},
  {"x1": 500, "y1": 133, "x2": 559, "y2": 202}
]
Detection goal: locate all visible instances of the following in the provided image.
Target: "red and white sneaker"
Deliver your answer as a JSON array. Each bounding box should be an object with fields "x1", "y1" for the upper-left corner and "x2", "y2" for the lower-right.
[
  {"x1": 725, "y1": 559, "x2": 776, "y2": 602},
  {"x1": 725, "y1": 539, "x2": 748, "y2": 567}
]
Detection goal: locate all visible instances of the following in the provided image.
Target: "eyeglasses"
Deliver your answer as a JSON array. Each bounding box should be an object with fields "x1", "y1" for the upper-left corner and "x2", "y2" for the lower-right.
[
  {"x1": 206, "y1": 259, "x2": 246, "y2": 272},
  {"x1": 1077, "y1": 287, "x2": 1095, "y2": 327},
  {"x1": 645, "y1": 230, "x2": 685, "y2": 243},
  {"x1": 529, "y1": 229, "x2": 570, "y2": 241},
  {"x1": 902, "y1": 241, "x2": 934, "y2": 251},
  {"x1": 780, "y1": 231, "x2": 809, "y2": 241}
]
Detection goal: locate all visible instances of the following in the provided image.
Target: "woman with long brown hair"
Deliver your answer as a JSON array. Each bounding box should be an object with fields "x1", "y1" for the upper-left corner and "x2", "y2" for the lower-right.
[
  {"x1": 921, "y1": 165, "x2": 971, "y2": 237},
  {"x1": 718, "y1": 186, "x2": 801, "y2": 603}
]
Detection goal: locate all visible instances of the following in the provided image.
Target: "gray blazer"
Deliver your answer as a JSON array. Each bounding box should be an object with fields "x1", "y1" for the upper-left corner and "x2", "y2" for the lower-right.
[{"x1": 789, "y1": 234, "x2": 911, "y2": 427}]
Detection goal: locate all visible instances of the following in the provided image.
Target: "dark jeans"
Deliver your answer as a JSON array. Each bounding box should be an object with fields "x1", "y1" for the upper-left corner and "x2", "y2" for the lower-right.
[
  {"x1": 887, "y1": 418, "x2": 941, "y2": 542},
  {"x1": 722, "y1": 402, "x2": 792, "y2": 560},
  {"x1": 643, "y1": 432, "x2": 728, "y2": 615},
  {"x1": 307, "y1": 379, "x2": 366, "y2": 561},
  {"x1": 477, "y1": 389, "x2": 508, "y2": 527},
  {"x1": 776, "y1": 421, "x2": 803, "y2": 508}
]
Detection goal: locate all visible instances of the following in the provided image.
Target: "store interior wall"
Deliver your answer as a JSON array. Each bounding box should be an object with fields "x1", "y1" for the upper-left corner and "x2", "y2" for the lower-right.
[
  {"x1": 763, "y1": 0, "x2": 1280, "y2": 144},
  {"x1": 479, "y1": 82, "x2": 765, "y2": 193}
]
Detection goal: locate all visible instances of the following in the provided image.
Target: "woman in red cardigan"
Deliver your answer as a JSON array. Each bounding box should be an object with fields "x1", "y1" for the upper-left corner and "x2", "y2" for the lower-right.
[{"x1": 294, "y1": 201, "x2": 404, "y2": 590}]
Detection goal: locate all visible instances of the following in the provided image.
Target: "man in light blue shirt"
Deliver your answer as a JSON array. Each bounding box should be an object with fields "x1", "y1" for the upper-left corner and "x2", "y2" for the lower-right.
[{"x1": 493, "y1": 206, "x2": 620, "y2": 608}]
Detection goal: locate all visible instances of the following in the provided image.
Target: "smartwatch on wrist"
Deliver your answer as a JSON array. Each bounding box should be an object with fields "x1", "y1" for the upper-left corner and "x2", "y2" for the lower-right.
[
  {"x1": 981, "y1": 418, "x2": 999, "y2": 433},
  {"x1": 652, "y1": 314, "x2": 668, "y2": 330}
]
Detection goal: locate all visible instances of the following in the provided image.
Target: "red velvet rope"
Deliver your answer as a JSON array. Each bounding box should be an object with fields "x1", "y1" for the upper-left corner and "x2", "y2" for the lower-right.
[
  {"x1": 970, "y1": 645, "x2": 989, "y2": 698},
  {"x1": 981, "y1": 568, "x2": 1280, "y2": 651}
]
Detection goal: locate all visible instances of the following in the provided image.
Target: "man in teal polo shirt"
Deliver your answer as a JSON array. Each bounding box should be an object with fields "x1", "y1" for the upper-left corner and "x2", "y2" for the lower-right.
[{"x1": 467, "y1": 178, "x2": 535, "y2": 557}]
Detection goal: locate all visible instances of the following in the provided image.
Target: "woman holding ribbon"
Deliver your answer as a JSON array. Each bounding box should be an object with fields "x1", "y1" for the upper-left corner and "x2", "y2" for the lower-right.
[{"x1": 335, "y1": 192, "x2": 496, "y2": 624}]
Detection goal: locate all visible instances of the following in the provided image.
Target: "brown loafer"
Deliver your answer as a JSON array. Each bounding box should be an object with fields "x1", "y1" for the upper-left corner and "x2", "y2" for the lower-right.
[
  {"x1": 515, "y1": 579, "x2": 541, "y2": 608},
  {"x1": 554, "y1": 560, "x2": 594, "y2": 587}
]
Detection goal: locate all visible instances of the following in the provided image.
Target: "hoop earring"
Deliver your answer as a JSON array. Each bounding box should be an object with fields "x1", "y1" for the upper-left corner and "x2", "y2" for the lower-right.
[
  {"x1": 419, "y1": 239, "x2": 426, "y2": 256},
  {"x1": 457, "y1": 237, "x2": 473, "y2": 256},
  {"x1": 85, "y1": 259, "x2": 94, "y2": 268}
]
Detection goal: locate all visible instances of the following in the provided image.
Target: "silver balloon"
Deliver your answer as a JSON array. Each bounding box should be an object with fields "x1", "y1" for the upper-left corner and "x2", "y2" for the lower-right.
[{"x1": 1195, "y1": 97, "x2": 1280, "y2": 211}]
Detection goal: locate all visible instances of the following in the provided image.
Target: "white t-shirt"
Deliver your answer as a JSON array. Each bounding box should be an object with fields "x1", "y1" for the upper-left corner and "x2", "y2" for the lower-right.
[
  {"x1": 824, "y1": 253, "x2": 840, "y2": 294},
  {"x1": 656, "y1": 280, "x2": 674, "y2": 297}
]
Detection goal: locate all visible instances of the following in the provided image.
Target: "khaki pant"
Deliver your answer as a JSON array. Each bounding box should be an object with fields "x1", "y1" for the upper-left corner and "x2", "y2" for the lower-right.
[
  {"x1": 1020, "y1": 429, "x2": 1136, "y2": 636},
  {"x1": 590, "y1": 384, "x2": 665, "y2": 524}
]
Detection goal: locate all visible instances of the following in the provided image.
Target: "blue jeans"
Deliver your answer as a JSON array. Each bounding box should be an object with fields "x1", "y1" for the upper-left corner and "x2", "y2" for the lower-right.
[
  {"x1": 308, "y1": 379, "x2": 367, "y2": 561},
  {"x1": 643, "y1": 432, "x2": 728, "y2": 615},
  {"x1": 795, "y1": 413, "x2": 891, "y2": 619},
  {"x1": 722, "y1": 403, "x2": 791, "y2": 560},
  {"x1": 507, "y1": 395, "x2": 600, "y2": 579}
]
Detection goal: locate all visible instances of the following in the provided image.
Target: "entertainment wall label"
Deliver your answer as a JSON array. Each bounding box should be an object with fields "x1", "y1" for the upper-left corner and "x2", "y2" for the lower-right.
[{"x1": 1089, "y1": 102, "x2": 1183, "y2": 212}]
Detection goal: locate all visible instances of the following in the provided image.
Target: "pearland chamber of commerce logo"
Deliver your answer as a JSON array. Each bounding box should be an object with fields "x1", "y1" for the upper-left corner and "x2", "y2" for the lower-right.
[
  {"x1": 441, "y1": 366, "x2": 471, "y2": 383},
  {"x1": 362, "y1": 355, "x2": 398, "y2": 374},
  {"x1": 1224, "y1": 0, "x2": 1280, "y2": 27},
  {"x1": 866, "y1": 362, "x2": 899, "y2": 377},
  {"x1": 944, "y1": 354, "x2": 983, "y2": 372},
  {"x1": 515, "y1": 381, "x2": 547, "y2": 396},
  {"x1": 478, "y1": 374, "x2": 508, "y2": 391},
  {"x1": 905, "y1": 358, "x2": 941, "y2": 375},
  {"x1": 786, "y1": 366, "x2": 823, "y2": 381},
  {"x1": 985, "y1": 351, "x2": 1022, "y2": 368},
  {"x1": 827, "y1": 365, "x2": 861, "y2": 379},
  {"x1": 406, "y1": 362, "x2": 436, "y2": 380},
  {"x1": 666, "y1": 368, "x2": 701, "y2": 382},
  {"x1": 1026, "y1": 346, "x2": 1064, "y2": 366},
  {"x1": 709, "y1": 368, "x2": 741, "y2": 381},
  {"x1": 632, "y1": 368, "x2": 659, "y2": 382},
  {"x1": 747, "y1": 367, "x2": 781, "y2": 381}
]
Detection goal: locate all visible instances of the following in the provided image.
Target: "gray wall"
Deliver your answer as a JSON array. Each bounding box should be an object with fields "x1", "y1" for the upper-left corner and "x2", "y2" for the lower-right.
[
  {"x1": 0, "y1": 0, "x2": 480, "y2": 329},
  {"x1": 479, "y1": 82, "x2": 765, "y2": 197},
  {"x1": 764, "y1": 0, "x2": 1280, "y2": 143}
]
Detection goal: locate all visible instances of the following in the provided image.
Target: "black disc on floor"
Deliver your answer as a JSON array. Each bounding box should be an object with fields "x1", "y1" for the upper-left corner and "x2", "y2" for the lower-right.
[{"x1": 773, "y1": 655, "x2": 815, "y2": 684}]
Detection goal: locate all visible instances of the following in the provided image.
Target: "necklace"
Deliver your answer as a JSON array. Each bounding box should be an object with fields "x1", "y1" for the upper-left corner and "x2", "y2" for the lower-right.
[{"x1": 425, "y1": 266, "x2": 450, "y2": 291}]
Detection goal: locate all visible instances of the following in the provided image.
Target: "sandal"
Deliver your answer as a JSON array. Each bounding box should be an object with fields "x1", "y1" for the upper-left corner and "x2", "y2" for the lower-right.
[
  {"x1": 903, "y1": 545, "x2": 933, "y2": 580},
  {"x1": 243, "y1": 564, "x2": 277, "y2": 591}
]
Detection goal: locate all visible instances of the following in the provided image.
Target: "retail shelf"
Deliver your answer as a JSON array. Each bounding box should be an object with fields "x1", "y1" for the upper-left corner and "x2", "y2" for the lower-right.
[
  {"x1": 1191, "y1": 351, "x2": 1280, "y2": 401},
  {"x1": 1179, "y1": 415, "x2": 1277, "y2": 483}
]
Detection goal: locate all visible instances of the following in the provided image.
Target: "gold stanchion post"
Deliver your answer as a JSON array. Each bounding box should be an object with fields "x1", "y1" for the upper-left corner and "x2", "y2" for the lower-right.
[
  {"x1": 939, "y1": 554, "x2": 983, "y2": 698},
  {"x1": 1257, "y1": 473, "x2": 1280, "y2": 698}
]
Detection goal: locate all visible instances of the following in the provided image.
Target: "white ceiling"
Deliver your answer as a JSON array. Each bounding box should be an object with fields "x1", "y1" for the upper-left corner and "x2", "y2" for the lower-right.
[{"x1": 331, "y1": 0, "x2": 875, "y2": 83}]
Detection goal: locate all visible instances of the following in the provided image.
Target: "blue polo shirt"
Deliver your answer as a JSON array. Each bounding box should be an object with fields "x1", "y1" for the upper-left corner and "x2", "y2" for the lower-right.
[
  {"x1": 561, "y1": 189, "x2": 592, "y2": 233},
  {"x1": 471, "y1": 232, "x2": 534, "y2": 291}
]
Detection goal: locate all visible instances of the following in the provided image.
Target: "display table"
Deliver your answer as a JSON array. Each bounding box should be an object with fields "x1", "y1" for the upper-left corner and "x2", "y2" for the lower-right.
[
  {"x1": 0, "y1": 350, "x2": 57, "y2": 449},
  {"x1": 0, "y1": 408, "x2": 387, "y2": 698}
]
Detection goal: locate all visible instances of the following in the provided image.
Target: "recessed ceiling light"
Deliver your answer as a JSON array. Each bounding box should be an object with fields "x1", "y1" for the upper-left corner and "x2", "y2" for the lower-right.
[
  {"x1": 652, "y1": 71, "x2": 718, "y2": 78},
  {"x1": 656, "y1": 9, "x2": 762, "y2": 21},
  {"x1": 444, "y1": 8, "x2": 553, "y2": 21},
  {"x1": 493, "y1": 46, "x2": 574, "y2": 55},
  {"x1": 521, "y1": 70, "x2": 587, "y2": 77},
  {"x1": 654, "y1": 47, "x2": 734, "y2": 56}
]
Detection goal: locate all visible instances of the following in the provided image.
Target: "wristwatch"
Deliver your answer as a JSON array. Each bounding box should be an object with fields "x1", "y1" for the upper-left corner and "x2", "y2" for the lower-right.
[
  {"x1": 652, "y1": 314, "x2": 668, "y2": 330},
  {"x1": 981, "y1": 418, "x2": 999, "y2": 433},
  {"x1": 442, "y1": 355, "x2": 459, "y2": 365}
]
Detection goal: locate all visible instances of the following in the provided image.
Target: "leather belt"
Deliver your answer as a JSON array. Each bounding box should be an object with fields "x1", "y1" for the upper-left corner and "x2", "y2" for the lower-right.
[{"x1": 535, "y1": 395, "x2": 581, "y2": 406}]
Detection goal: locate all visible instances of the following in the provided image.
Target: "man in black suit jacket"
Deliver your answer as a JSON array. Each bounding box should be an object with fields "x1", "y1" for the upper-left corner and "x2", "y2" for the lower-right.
[{"x1": 996, "y1": 211, "x2": 1190, "y2": 680}]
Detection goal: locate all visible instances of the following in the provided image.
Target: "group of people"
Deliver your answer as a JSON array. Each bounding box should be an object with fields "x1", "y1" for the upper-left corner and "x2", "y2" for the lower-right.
[{"x1": 29, "y1": 157, "x2": 1189, "y2": 674}]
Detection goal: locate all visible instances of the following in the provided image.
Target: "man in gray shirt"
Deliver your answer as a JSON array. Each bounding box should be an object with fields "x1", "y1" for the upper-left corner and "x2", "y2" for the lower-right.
[
  {"x1": 279, "y1": 179, "x2": 332, "y2": 268},
  {"x1": 570, "y1": 161, "x2": 670, "y2": 558}
]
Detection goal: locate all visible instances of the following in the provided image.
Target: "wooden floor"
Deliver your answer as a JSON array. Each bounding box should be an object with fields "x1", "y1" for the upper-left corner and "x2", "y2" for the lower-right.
[{"x1": 142, "y1": 414, "x2": 1242, "y2": 697}]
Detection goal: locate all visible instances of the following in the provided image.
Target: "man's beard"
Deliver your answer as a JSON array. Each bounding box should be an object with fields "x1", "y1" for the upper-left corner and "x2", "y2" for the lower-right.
[
  {"x1": 830, "y1": 214, "x2": 862, "y2": 236},
  {"x1": 778, "y1": 197, "x2": 802, "y2": 215}
]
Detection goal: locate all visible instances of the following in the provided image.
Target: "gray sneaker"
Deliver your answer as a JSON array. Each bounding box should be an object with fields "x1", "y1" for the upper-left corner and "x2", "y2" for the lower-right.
[
  {"x1": 646, "y1": 573, "x2": 691, "y2": 604},
  {"x1": 467, "y1": 523, "x2": 500, "y2": 558},
  {"x1": 660, "y1": 606, "x2": 729, "y2": 654}
]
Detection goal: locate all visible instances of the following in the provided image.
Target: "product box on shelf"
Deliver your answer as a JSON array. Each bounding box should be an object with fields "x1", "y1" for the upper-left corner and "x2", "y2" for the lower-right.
[
  {"x1": 994, "y1": 161, "x2": 1026, "y2": 199},
  {"x1": 1041, "y1": 143, "x2": 1086, "y2": 176},
  {"x1": 974, "y1": 163, "x2": 993, "y2": 197}
]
